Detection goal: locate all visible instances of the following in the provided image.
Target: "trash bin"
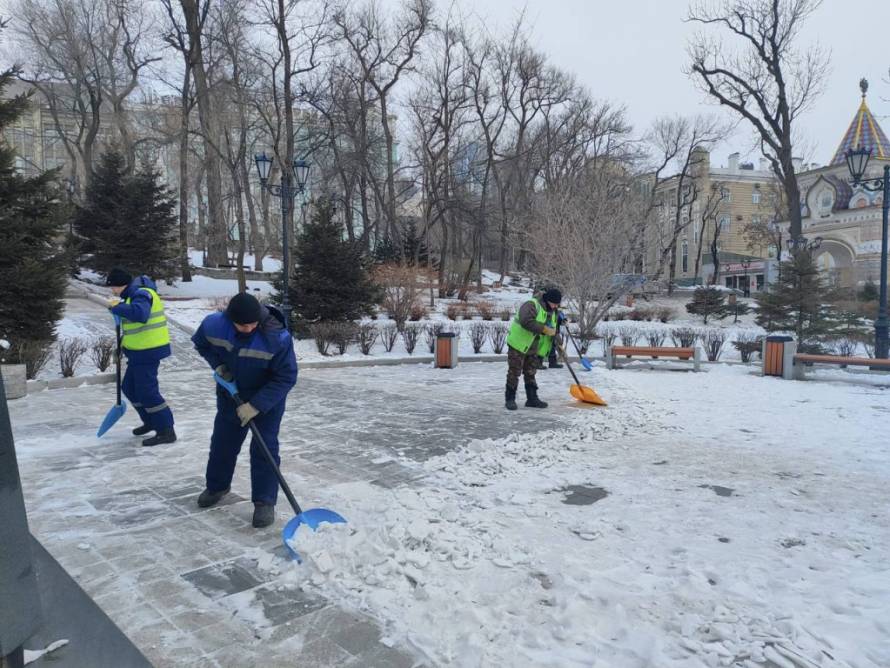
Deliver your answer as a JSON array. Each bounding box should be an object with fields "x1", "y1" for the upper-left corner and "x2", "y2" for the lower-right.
[
  {"x1": 762, "y1": 335, "x2": 795, "y2": 377},
  {"x1": 435, "y1": 332, "x2": 459, "y2": 369}
]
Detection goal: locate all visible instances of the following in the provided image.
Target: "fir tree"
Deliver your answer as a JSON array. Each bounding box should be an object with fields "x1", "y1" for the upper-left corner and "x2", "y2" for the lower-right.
[
  {"x1": 402, "y1": 220, "x2": 432, "y2": 266},
  {"x1": 756, "y1": 252, "x2": 839, "y2": 351},
  {"x1": 373, "y1": 235, "x2": 401, "y2": 265},
  {"x1": 858, "y1": 280, "x2": 878, "y2": 302},
  {"x1": 685, "y1": 287, "x2": 729, "y2": 324},
  {"x1": 0, "y1": 67, "x2": 67, "y2": 355},
  {"x1": 75, "y1": 151, "x2": 178, "y2": 281},
  {"x1": 280, "y1": 199, "x2": 380, "y2": 328}
]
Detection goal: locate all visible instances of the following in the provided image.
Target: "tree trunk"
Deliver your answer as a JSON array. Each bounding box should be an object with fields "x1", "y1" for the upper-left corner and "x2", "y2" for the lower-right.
[
  {"x1": 180, "y1": 0, "x2": 227, "y2": 267},
  {"x1": 275, "y1": 0, "x2": 296, "y2": 284},
  {"x1": 232, "y1": 169, "x2": 247, "y2": 292},
  {"x1": 667, "y1": 239, "x2": 677, "y2": 295},
  {"x1": 241, "y1": 157, "x2": 262, "y2": 271},
  {"x1": 178, "y1": 69, "x2": 192, "y2": 282},
  {"x1": 196, "y1": 176, "x2": 207, "y2": 265},
  {"x1": 379, "y1": 94, "x2": 399, "y2": 243}
]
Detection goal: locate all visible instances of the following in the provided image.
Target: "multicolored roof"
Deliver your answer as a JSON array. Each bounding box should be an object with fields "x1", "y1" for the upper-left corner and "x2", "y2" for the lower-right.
[{"x1": 830, "y1": 79, "x2": 890, "y2": 165}]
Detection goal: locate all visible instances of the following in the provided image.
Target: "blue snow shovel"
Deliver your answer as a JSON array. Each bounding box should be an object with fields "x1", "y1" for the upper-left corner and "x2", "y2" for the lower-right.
[
  {"x1": 97, "y1": 316, "x2": 127, "y2": 437},
  {"x1": 563, "y1": 326, "x2": 594, "y2": 371},
  {"x1": 213, "y1": 372, "x2": 347, "y2": 562}
]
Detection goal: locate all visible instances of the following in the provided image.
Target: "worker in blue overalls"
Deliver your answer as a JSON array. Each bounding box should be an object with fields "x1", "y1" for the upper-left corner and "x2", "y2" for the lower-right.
[{"x1": 191, "y1": 293, "x2": 297, "y2": 528}]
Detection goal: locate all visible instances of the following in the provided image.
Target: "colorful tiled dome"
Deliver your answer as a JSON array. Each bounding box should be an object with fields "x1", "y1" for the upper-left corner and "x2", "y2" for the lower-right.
[{"x1": 830, "y1": 78, "x2": 890, "y2": 165}]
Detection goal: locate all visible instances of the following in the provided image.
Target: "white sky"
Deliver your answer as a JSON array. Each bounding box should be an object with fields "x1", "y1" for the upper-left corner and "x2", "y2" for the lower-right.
[{"x1": 400, "y1": 0, "x2": 890, "y2": 169}]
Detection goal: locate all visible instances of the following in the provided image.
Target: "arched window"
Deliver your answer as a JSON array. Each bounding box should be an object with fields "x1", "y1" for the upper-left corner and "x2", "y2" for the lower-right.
[{"x1": 682, "y1": 241, "x2": 689, "y2": 273}]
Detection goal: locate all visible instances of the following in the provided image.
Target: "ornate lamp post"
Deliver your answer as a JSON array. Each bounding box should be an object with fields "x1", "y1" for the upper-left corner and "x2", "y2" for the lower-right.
[
  {"x1": 845, "y1": 145, "x2": 889, "y2": 359},
  {"x1": 253, "y1": 152, "x2": 310, "y2": 330},
  {"x1": 785, "y1": 236, "x2": 822, "y2": 254}
]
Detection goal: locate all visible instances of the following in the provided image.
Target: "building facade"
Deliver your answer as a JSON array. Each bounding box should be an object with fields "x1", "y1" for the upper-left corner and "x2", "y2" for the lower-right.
[
  {"x1": 790, "y1": 79, "x2": 889, "y2": 291},
  {"x1": 650, "y1": 149, "x2": 779, "y2": 293}
]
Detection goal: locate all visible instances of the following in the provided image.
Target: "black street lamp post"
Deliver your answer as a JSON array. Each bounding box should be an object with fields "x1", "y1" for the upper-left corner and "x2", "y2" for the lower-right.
[
  {"x1": 845, "y1": 146, "x2": 889, "y2": 359},
  {"x1": 254, "y1": 152, "x2": 310, "y2": 330}
]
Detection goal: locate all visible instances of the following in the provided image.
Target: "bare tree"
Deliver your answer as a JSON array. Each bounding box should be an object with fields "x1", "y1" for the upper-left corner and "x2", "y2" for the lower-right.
[
  {"x1": 687, "y1": 0, "x2": 829, "y2": 242},
  {"x1": 646, "y1": 114, "x2": 728, "y2": 292},
  {"x1": 527, "y1": 167, "x2": 651, "y2": 338},
  {"x1": 252, "y1": 0, "x2": 329, "y2": 275},
  {"x1": 333, "y1": 0, "x2": 432, "y2": 244},
  {"x1": 11, "y1": 0, "x2": 159, "y2": 185},
  {"x1": 160, "y1": 0, "x2": 197, "y2": 281},
  {"x1": 693, "y1": 181, "x2": 725, "y2": 284},
  {"x1": 743, "y1": 181, "x2": 786, "y2": 277},
  {"x1": 179, "y1": 0, "x2": 229, "y2": 267}
]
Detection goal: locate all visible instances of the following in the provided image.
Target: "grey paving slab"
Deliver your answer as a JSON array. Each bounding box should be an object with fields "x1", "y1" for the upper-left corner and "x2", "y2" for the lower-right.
[
  {"x1": 181, "y1": 557, "x2": 270, "y2": 599},
  {"x1": 11, "y1": 360, "x2": 577, "y2": 666},
  {"x1": 224, "y1": 583, "x2": 331, "y2": 627}
]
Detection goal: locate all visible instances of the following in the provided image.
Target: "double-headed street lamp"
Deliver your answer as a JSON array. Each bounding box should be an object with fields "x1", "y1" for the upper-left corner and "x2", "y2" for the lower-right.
[
  {"x1": 845, "y1": 145, "x2": 889, "y2": 359},
  {"x1": 254, "y1": 152, "x2": 310, "y2": 330},
  {"x1": 785, "y1": 235, "x2": 822, "y2": 254}
]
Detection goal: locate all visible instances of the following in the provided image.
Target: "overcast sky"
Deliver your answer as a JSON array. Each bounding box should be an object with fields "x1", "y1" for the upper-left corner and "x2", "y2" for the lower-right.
[{"x1": 400, "y1": 0, "x2": 890, "y2": 169}]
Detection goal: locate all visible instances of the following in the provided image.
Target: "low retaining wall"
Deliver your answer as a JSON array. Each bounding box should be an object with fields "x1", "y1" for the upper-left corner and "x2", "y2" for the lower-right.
[{"x1": 192, "y1": 266, "x2": 275, "y2": 281}]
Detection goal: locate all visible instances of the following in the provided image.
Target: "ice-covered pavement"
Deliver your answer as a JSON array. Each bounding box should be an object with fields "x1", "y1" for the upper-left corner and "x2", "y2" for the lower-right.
[{"x1": 10, "y1": 357, "x2": 890, "y2": 667}]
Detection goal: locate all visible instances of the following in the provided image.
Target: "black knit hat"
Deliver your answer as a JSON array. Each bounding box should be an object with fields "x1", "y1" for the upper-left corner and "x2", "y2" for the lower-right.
[
  {"x1": 226, "y1": 292, "x2": 262, "y2": 325},
  {"x1": 542, "y1": 288, "x2": 562, "y2": 305},
  {"x1": 106, "y1": 268, "x2": 132, "y2": 287}
]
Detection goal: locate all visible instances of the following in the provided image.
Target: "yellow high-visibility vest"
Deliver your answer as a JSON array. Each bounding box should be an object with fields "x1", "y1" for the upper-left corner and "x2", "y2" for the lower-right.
[
  {"x1": 506, "y1": 298, "x2": 556, "y2": 357},
  {"x1": 121, "y1": 287, "x2": 170, "y2": 351}
]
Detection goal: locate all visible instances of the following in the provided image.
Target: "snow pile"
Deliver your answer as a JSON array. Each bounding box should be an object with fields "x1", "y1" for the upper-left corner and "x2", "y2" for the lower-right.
[{"x1": 278, "y1": 367, "x2": 890, "y2": 667}]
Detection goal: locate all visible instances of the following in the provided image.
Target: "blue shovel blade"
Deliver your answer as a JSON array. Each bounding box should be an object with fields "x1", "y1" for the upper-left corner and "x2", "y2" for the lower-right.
[
  {"x1": 580, "y1": 357, "x2": 593, "y2": 371},
  {"x1": 97, "y1": 402, "x2": 127, "y2": 437},
  {"x1": 282, "y1": 508, "x2": 348, "y2": 562}
]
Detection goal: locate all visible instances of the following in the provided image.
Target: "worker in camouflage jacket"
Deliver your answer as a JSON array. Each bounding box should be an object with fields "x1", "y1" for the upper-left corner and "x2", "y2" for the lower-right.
[{"x1": 504, "y1": 287, "x2": 562, "y2": 410}]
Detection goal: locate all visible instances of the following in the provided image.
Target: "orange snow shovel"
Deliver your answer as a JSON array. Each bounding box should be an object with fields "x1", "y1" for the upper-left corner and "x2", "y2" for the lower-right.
[{"x1": 555, "y1": 340, "x2": 607, "y2": 406}]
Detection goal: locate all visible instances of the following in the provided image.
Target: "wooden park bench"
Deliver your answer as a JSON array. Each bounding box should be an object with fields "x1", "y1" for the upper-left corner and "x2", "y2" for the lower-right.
[
  {"x1": 606, "y1": 345, "x2": 701, "y2": 372},
  {"x1": 790, "y1": 353, "x2": 890, "y2": 380}
]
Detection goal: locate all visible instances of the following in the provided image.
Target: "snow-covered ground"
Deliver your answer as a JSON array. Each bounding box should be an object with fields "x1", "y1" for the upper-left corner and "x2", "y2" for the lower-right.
[
  {"x1": 188, "y1": 248, "x2": 282, "y2": 273},
  {"x1": 12, "y1": 358, "x2": 890, "y2": 667},
  {"x1": 156, "y1": 275, "x2": 273, "y2": 299},
  {"x1": 277, "y1": 364, "x2": 890, "y2": 667}
]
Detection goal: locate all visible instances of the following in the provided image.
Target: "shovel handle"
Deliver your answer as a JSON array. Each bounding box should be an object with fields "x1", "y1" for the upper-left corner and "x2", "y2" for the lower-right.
[
  {"x1": 114, "y1": 320, "x2": 122, "y2": 406},
  {"x1": 556, "y1": 340, "x2": 583, "y2": 387},
  {"x1": 213, "y1": 372, "x2": 304, "y2": 516}
]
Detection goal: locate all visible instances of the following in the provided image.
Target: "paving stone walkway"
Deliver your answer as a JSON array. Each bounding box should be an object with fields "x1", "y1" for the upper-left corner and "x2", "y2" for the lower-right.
[{"x1": 12, "y1": 349, "x2": 578, "y2": 666}]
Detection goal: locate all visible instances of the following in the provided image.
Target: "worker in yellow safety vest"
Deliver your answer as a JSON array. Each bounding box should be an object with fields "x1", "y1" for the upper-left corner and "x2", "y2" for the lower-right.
[
  {"x1": 504, "y1": 287, "x2": 562, "y2": 410},
  {"x1": 107, "y1": 268, "x2": 177, "y2": 446}
]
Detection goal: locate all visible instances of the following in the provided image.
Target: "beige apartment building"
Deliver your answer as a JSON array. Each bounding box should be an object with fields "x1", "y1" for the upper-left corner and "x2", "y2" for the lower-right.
[{"x1": 651, "y1": 149, "x2": 780, "y2": 294}]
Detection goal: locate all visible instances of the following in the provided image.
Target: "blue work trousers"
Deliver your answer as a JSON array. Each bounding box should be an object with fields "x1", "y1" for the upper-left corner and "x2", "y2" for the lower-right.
[
  {"x1": 121, "y1": 360, "x2": 174, "y2": 430},
  {"x1": 205, "y1": 394, "x2": 285, "y2": 505}
]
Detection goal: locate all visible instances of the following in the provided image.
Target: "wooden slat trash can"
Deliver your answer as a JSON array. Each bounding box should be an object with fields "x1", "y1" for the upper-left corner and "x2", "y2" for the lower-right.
[
  {"x1": 435, "y1": 332, "x2": 459, "y2": 369},
  {"x1": 762, "y1": 335, "x2": 794, "y2": 377}
]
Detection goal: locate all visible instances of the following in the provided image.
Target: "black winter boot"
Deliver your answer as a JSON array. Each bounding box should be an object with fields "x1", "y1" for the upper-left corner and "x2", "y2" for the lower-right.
[
  {"x1": 142, "y1": 428, "x2": 177, "y2": 447},
  {"x1": 505, "y1": 385, "x2": 518, "y2": 411},
  {"x1": 132, "y1": 424, "x2": 153, "y2": 436},
  {"x1": 252, "y1": 503, "x2": 275, "y2": 528},
  {"x1": 524, "y1": 383, "x2": 548, "y2": 408},
  {"x1": 197, "y1": 487, "x2": 230, "y2": 508},
  {"x1": 548, "y1": 355, "x2": 563, "y2": 369}
]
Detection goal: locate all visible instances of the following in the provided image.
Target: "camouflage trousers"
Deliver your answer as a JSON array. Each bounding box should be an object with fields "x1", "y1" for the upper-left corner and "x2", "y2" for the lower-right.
[{"x1": 506, "y1": 345, "x2": 541, "y2": 391}]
